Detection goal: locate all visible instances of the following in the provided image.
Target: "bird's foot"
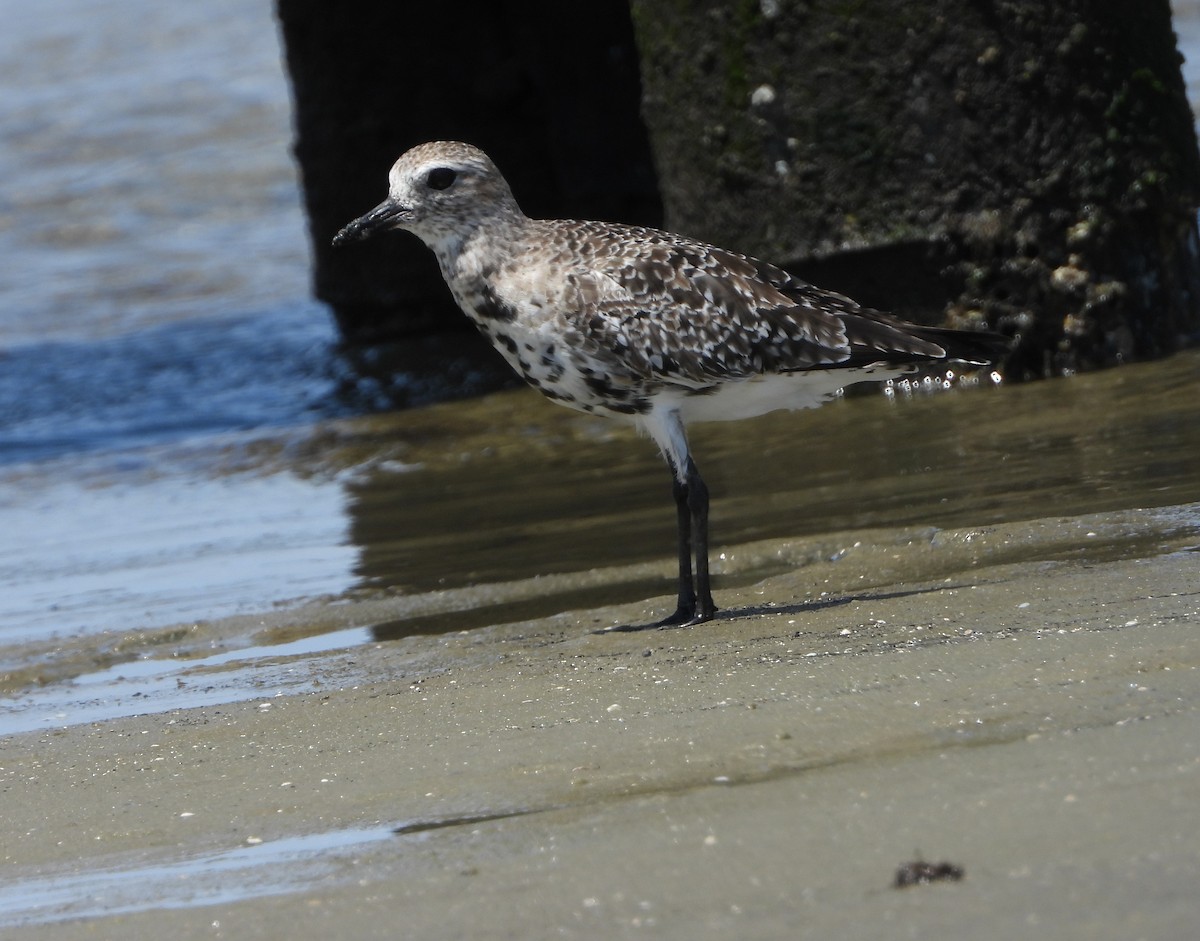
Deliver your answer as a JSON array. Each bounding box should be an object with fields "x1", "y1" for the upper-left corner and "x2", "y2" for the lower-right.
[
  {"x1": 594, "y1": 598, "x2": 718, "y2": 634},
  {"x1": 654, "y1": 596, "x2": 718, "y2": 629}
]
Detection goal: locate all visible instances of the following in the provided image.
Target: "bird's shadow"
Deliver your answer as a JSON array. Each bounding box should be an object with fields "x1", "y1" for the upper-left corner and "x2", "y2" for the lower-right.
[{"x1": 594, "y1": 583, "x2": 970, "y2": 635}]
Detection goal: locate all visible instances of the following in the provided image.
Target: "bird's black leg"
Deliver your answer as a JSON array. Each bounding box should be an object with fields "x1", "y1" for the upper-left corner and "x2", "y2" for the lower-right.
[
  {"x1": 685, "y1": 458, "x2": 717, "y2": 623},
  {"x1": 657, "y1": 458, "x2": 717, "y2": 627},
  {"x1": 657, "y1": 461, "x2": 697, "y2": 625}
]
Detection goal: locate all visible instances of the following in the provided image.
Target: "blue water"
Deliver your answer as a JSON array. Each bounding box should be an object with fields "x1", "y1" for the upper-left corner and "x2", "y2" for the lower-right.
[
  {"x1": 0, "y1": 0, "x2": 342, "y2": 436},
  {"x1": 0, "y1": 0, "x2": 313, "y2": 345},
  {"x1": 0, "y1": 305, "x2": 339, "y2": 464},
  {"x1": 0, "y1": 0, "x2": 360, "y2": 645}
]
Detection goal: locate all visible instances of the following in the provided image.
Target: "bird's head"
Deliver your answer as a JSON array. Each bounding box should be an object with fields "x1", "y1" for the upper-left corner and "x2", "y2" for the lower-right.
[{"x1": 332, "y1": 141, "x2": 521, "y2": 252}]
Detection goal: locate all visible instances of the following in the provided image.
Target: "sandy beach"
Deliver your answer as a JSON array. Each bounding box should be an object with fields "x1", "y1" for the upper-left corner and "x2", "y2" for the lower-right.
[{"x1": 3, "y1": 491, "x2": 1198, "y2": 938}]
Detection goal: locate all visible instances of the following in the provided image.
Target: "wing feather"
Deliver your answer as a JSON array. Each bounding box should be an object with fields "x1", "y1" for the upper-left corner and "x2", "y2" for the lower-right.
[{"x1": 539, "y1": 220, "x2": 1001, "y2": 385}]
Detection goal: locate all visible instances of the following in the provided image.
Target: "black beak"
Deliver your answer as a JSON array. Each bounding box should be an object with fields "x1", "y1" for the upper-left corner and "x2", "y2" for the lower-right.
[{"x1": 331, "y1": 199, "x2": 409, "y2": 247}]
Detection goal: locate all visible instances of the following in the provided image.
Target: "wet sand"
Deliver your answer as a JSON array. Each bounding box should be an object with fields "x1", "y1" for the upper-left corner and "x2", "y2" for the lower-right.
[
  {"x1": 3, "y1": 353, "x2": 1200, "y2": 937},
  {"x1": 3, "y1": 504, "x2": 1199, "y2": 938}
]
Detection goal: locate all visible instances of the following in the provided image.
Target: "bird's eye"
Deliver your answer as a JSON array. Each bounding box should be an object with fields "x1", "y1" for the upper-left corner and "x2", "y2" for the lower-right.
[{"x1": 426, "y1": 167, "x2": 457, "y2": 190}]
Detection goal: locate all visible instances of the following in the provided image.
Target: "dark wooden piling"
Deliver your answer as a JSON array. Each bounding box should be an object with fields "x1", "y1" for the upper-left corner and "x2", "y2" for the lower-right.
[{"x1": 278, "y1": 0, "x2": 1200, "y2": 384}]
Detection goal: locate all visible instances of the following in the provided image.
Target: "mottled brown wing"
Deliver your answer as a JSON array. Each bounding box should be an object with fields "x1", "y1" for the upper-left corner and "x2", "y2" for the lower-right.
[
  {"x1": 550, "y1": 224, "x2": 849, "y2": 384},
  {"x1": 549, "y1": 222, "x2": 956, "y2": 384}
]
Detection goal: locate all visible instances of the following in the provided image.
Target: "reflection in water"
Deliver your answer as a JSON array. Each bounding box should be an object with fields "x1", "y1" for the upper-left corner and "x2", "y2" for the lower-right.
[
  {"x1": 0, "y1": 805, "x2": 554, "y2": 928},
  {"x1": 0, "y1": 824, "x2": 396, "y2": 927},
  {"x1": 346, "y1": 351, "x2": 1200, "y2": 602}
]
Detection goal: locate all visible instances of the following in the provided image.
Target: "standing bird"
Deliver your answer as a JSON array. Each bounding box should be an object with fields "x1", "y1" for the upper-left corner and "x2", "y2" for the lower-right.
[{"x1": 333, "y1": 142, "x2": 1008, "y2": 627}]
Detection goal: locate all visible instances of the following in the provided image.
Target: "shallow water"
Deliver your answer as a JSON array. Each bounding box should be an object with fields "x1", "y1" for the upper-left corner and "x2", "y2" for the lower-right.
[
  {"x1": 0, "y1": 821, "x2": 399, "y2": 926},
  {"x1": 342, "y1": 354, "x2": 1200, "y2": 601},
  {"x1": 2, "y1": 348, "x2": 1198, "y2": 735},
  {"x1": 0, "y1": 0, "x2": 308, "y2": 345}
]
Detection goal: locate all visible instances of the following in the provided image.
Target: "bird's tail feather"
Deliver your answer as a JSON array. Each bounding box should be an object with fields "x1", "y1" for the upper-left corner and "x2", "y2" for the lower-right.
[{"x1": 913, "y1": 326, "x2": 1012, "y2": 366}]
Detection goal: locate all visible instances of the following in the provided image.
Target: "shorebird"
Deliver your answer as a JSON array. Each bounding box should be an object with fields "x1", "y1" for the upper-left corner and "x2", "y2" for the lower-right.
[{"x1": 333, "y1": 141, "x2": 1008, "y2": 628}]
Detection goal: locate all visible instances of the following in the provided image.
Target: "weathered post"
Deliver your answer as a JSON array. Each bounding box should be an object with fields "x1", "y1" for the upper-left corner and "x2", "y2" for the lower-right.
[{"x1": 629, "y1": 0, "x2": 1200, "y2": 377}]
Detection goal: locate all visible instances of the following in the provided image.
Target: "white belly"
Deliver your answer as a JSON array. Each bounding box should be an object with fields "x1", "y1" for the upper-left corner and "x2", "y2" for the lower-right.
[{"x1": 665, "y1": 364, "x2": 910, "y2": 424}]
